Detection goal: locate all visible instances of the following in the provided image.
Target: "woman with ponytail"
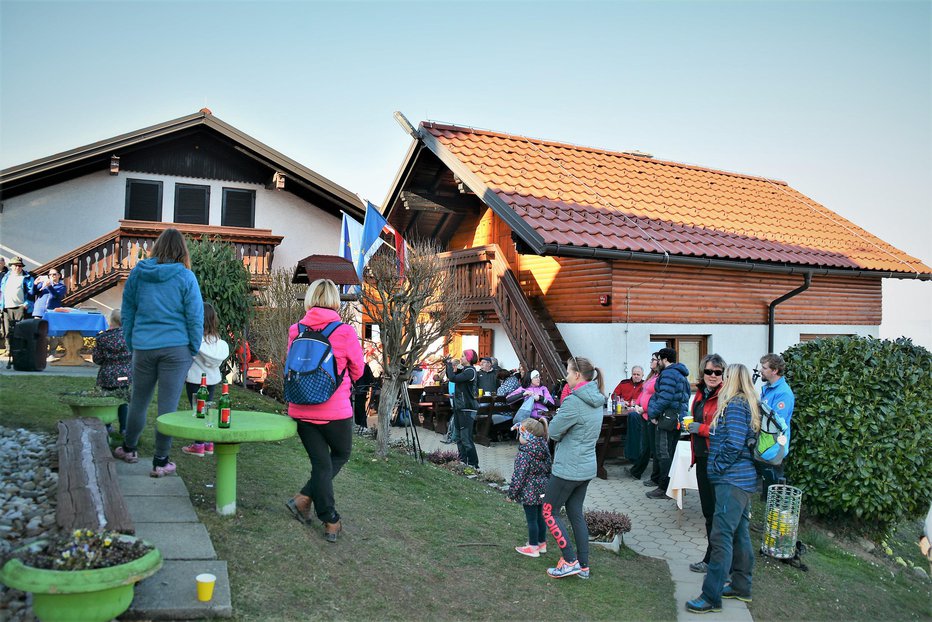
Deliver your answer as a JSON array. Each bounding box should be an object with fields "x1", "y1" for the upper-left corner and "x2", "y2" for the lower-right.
[
  {"x1": 541, "y1": 356, "x2": 605, "y2": 579},
  {"x1": 686, "y1": 363, "x2": 760, "y2": 614}
]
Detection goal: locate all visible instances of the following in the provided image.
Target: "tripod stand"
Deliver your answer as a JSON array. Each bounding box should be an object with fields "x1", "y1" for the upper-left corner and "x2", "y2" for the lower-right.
[{"x1": 392, "y1": 379, "x2": 424, "y2": 464}]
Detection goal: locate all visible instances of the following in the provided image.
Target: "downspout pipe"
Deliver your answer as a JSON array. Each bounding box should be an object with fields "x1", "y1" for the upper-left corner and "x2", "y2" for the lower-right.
[{"x1": 768, "y1": 272, "x2": 812, "y2": 353}]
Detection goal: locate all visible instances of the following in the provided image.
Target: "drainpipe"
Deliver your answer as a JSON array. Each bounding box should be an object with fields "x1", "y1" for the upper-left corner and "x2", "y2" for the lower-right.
[{"x1": 768, "y1": 272, "x2": 812, "y2": 353}]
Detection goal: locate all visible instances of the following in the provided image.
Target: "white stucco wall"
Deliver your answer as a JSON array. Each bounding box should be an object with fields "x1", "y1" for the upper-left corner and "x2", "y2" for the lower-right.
[{"x1": 0, "y1": 170, "x2": 342, "y2": 274}]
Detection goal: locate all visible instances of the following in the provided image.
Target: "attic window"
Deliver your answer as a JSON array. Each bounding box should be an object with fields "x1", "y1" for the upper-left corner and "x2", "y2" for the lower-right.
[
  {"x1": 125, "y1": 179, "x2": 162, "y2": 222},
  {"x1": 174, "y1": 183, "x2": 210, "y2": 225},
  {"x1": 222, "y1": 188, "x2": 255, "y2": 228}
]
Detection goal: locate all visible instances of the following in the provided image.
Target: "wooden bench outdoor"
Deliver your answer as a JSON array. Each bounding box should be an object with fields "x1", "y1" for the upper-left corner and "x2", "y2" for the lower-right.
[
  {"x1": 57, "y1": 417, "x2": 134, "y2": 534},
  {"x1": 418, "y1": 386, "x2": 453, "y2": 435},
  {"x1": 594, "y1": 413, "x2": 628, "y2": 480},
  {"x1": 475, "y1": 395, "x2": 520, "y2": 446}
]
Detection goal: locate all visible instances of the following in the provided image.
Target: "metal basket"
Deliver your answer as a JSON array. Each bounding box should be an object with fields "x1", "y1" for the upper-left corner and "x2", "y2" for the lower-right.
[{"x1": 760, "y1": 484, "x2": 802, "y2": 559}]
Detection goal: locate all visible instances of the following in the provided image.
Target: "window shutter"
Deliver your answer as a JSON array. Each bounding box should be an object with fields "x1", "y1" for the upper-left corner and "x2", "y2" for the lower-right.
[
  {"x1": 126, "y1": 180, "x2": 162, "y2": 221},
  {"x1": 174, "y1": 185, "x2": 209, "y2": 224},
  {"x1": 222, "y1": 189, "x2": 255, "y2": 228}
]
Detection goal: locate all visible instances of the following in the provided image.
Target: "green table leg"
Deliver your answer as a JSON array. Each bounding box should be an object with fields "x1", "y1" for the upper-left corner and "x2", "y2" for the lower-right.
[{"x1": 214, "y1": 443, "x2": 240, "y2": 516}]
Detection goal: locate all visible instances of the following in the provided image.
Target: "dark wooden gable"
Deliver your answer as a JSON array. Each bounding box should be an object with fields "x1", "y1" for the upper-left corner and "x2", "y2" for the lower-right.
[{"x1": 120, "y1": 130, "x2": 270, "y2": 184}]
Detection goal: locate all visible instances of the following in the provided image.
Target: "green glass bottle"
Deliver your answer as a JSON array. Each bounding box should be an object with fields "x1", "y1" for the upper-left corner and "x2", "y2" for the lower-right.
[
  {"x1": 218, "y1": 383, "x2": 232, "y2": 428},
  {"x1": 195, "y1": 374, "x2": 209, "y2": 418}
]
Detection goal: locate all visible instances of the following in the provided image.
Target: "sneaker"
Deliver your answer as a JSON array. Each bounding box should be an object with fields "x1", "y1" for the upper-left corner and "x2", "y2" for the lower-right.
[
  {"x1": 722, "y1": 585, "x2": 752, "y2": 603},
  {"x1": 577, "y1": 566, "x2": 590, "y2": 579},
  {"x1": 643, "y1": 479, "x2": 658, "y2": 487},
  {"x1": 537, "y1": 543, "x2": 547, "y2": 554},
  {"x1": 646, "y1": 487, "x2": 669, "y2": 499},
  {"x1": 113, "y1": 446, "x2": 138, "y2": 464},
  {"x1": 150, "y1": 462, "x2": 177, "y2": 478},
  {"x1": 685, "y1": 597, "x2": 721, "y2": 614},
  {"x1": 203, "y1": 442, "x2": 214, "y2": 455},
  {"x1": 181, "y1": 443, "x2": 205, "y2": 457},
  {"x1": 440, "y1": 437, "x2": 455, "y2": 444},
  {"x1": 547, "y1": 557, "x2": 581, "y2": 578},
  {"x1": 750, "y1": 522, "x2": 763, "y2": 533},
  {"x1": 515, "y1": 544, "x2": 540, "y2": 558},
  {"x1": 689, "y1": 561, "x2": 709, "y2": 573}
]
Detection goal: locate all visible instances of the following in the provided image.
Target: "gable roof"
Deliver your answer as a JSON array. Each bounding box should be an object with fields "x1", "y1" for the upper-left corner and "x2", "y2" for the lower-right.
[
  {"x1": 0, "y1": 110, "x2": 365, "y2": 221},
  {"x1": 400, "y1": 121, "x2": 929, "y2": 278}
]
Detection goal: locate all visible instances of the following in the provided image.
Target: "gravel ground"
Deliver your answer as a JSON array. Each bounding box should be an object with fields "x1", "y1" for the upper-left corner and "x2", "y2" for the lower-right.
[{"x1": 0, "y1": 425, "x2": 59, "y2": 622}]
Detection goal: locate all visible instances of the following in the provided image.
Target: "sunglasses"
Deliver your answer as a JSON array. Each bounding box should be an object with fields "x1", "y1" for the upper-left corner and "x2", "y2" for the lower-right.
[{"x1": 703, "y1": 369, "x2": 723, "y2": 376}]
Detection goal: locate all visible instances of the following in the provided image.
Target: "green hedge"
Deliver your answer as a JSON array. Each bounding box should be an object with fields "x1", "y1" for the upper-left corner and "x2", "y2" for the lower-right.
[{"x1": 783, "y1": 336, "x2": 932, "y2": 532}]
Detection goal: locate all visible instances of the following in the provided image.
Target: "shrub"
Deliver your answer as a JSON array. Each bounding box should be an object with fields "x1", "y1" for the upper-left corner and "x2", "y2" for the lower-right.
[
  {"x1": 584, "y1": 510, "x2": 632, "y2": 541},
  {"x1": 783, "y1": 336, "x2": 932, "y2": 532},
  {"x1": 248, "y1": 267, "x2": 306, "y2": 400},
  {"x1": 188, "y1": 236, "x2": 254, "y2": 374},
  {"x1": 425, "y1": 449, "x2": 459, "y2": 465}
]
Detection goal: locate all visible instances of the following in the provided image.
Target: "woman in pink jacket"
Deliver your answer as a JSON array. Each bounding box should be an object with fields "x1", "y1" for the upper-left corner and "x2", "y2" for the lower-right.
[
  {"x1": 627, "y1": 352, "x2": 660, "y2": 483},
  {"x1": 285, "y1": 279, "x2": 364, "y2": 543}
]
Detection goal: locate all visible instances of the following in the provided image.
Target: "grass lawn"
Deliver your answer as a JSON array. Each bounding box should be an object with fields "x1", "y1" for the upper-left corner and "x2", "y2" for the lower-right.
[{"x1": 0, "y1": 374, "x2": 676, "y2": 621}]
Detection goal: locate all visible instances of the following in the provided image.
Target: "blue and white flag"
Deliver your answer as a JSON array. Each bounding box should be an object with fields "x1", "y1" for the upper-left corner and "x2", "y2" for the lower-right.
[
  {"x1": 339, "y1": 213, "x2": 363, "y2": 268},
  {"x1": 358, "y1": 201, "x2": 386, "y2": 279}
]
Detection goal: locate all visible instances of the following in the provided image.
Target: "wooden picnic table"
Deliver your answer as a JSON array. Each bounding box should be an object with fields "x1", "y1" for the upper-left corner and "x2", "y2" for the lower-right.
[{"x1": 157, "y1": 410, "x2": 296, "y2": 516}]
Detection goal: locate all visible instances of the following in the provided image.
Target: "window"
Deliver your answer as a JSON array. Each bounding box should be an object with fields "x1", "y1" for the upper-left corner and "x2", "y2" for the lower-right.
[
  {"x1": 174, "y1": 184, "x2": 210, "y2": 224},
  {"x1": 125, "y1": 179, "x2": 162, "y2": 221},
  {"x1": 650, "y1": 334, "x2": 708, "y2": 387},
  {"x1": 222, "y1": 188, "x2": 255, "y2": 228}
]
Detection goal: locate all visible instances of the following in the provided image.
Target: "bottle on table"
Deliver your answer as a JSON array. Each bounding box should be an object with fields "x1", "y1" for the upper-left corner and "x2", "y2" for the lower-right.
[
  {"x1": 195, "y1": 373, "x2": 209, "y2": 418},
  {"x1": 218, "y1": 383, "x2": 232, "y2": 428}
]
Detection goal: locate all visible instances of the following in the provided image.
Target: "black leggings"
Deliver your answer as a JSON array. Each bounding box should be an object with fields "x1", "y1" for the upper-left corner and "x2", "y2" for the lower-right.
[
  {"x1": 296, "y1": 418, "x2": 353, "y2": 524},
  {"x1": 630, "y1": 419, "x2": 656, "y2": 480},
  {"x1": 695, "y1": 455, "x2": 716, "y2": 563},
  {"x1": 542, "y1": 476, "x2": 591, "y2": 567}
]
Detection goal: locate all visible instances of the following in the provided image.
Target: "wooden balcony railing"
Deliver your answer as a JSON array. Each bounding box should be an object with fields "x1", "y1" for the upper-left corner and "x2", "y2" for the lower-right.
[
  {"x1": 32, "y1": 220, "x2": 283, "y2": 307},
  {"x1": 439, "y1": 245, "x2": 569, "y2": 385}
]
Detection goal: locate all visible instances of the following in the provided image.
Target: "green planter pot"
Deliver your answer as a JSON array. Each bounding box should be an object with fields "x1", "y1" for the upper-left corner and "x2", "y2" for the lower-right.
[
  {"x1": 59, "y1": 397, "x2": 122, "y2": 425},
  {"x1": 0, "y1": 538, "x2": 162, "y2": 622}
]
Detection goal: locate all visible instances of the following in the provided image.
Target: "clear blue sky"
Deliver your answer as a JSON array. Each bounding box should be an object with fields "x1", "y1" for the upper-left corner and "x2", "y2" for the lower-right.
[{"x1": 2, "y1": 0, "x2": 929, "y2": 345}]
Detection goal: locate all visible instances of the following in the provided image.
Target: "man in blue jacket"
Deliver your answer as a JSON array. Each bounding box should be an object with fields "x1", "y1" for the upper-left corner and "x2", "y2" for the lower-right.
[
  {"x1": 758, "y1": 353, "x2": 795, "y2": 499},
  {"x1": 0, "y1": 257, "x2": 35, "y2": 353},
  {"x1": 647, "y1": 347, "x2": 691, "y2": 499}
]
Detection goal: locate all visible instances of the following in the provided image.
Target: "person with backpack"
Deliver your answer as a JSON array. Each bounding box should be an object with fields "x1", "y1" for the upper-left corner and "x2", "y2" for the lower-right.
[
  {"x1": 446, "y1": 349, "x2": 480, "y2": 469},
  {"x1": 284, "y1": 279, "x2": 364, "y2": 543},
  {"x1": 758, "y1": 353, "x2": 795, "y2": 499},
  {"x1": 685, "y1": 353, "x2": 726, "y2": 574},
  {"x1": 686, "y1": 363, "x2": 760, "y2": 614}
]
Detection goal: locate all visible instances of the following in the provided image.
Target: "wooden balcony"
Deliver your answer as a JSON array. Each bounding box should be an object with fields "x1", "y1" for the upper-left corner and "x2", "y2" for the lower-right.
[{"x1": 33, "y1": 220, "x2": 283, "y2": 307}]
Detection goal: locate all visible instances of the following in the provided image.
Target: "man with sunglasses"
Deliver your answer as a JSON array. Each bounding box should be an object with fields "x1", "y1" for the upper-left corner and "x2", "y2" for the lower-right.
[{"x1": 758, "y1": 353, "x2": 795, "y2": 499}]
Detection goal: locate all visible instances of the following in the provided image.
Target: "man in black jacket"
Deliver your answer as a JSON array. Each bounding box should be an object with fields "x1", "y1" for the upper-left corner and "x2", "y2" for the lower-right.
[
  {"x1": 646, "y1": 347, "x2": 691, "y2": 499},
  {"x1": 446, "y1": 350, "x2": 480, "y2": 469}
]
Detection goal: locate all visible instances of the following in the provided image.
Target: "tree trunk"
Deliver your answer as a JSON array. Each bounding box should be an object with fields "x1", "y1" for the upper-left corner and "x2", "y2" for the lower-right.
[{"x1": 377, "y1": 374, "x2": 403, "y2": 457}]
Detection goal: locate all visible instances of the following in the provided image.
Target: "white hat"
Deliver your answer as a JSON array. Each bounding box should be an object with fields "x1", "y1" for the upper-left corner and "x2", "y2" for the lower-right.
[{"x1": 530, "y1": 369, "x2": 540, "y2": 380}]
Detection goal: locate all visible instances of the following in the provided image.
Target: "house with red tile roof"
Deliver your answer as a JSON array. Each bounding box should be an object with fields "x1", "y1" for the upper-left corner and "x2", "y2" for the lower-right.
[{"x1": 382, "y1": 117, "x2": 931, "y2": 387}]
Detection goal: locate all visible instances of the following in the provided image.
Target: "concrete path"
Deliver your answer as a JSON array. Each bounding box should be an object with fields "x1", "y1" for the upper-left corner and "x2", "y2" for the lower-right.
[
  {"x1": 116, "y1": 460, "x2": 232, "y2": 619},
  {"x1": 400, "y1": 426, "x2": 754, "y2": 622}
]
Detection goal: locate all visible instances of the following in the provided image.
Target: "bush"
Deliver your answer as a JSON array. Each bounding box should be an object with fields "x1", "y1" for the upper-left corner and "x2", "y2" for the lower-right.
[
  {"x1": 249, "y1": 267, "x2": 307, "y2": 400},
  {"x1": 783, "y1": 336, "x2": 932, "y2": 532},
  {"x1": 188, "y1": 236, "x2": 254, "y2": 373},
  {"x1": 584, "y1": 510, "x2": 632, "y2": 541}
]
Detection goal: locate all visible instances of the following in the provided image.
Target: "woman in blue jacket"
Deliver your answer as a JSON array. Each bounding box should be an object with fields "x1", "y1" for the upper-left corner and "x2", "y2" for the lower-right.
[
  {"x1": 32, "y1": 268, "x2": 67, "y2": 317},
  {"x1": 114, "y1": 229, "x2": 203, "y2": 478}
]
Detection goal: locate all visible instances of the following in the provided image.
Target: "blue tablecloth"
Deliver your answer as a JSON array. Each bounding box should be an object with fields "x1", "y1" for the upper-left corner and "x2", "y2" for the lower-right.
[{"x1": 45, "y1": 311, "x2": 109, "y2": 337}]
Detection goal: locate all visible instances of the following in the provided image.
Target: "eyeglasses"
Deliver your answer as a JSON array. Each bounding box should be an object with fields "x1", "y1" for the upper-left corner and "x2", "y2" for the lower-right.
[{"x1": 703, "y1": 369, "x2": 723, "y2": 376}]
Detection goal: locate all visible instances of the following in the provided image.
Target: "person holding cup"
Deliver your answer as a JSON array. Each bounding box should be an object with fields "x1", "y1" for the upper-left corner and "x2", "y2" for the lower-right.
[{"x1": 685, "y1": 353, "x2": 726, "y2": 573}]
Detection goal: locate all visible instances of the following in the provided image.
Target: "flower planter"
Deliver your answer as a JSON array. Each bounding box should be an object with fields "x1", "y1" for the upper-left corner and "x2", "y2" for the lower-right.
[
  {"x1": 589, "y1": 533, "x2": 623, "y2": 554},
  {"x1": 0, "y1": 538, "x2": 162, "y2": 622},
  {"x1": 59, "y1": 395, "x2": 123, "y2": 426}
]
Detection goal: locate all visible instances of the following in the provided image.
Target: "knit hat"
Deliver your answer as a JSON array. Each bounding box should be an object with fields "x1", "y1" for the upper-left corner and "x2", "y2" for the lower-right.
[
  {"x1": 530, "y1": 369, "x2": 540, "y2": 380},
  {"x1": 463, "y1": 349, "x2": 478, "y2": 365}
]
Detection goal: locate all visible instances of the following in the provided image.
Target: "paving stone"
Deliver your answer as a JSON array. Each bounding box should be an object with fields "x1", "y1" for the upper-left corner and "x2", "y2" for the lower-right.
[
  {"x1": 120, "y1": 475, "x2": 190, "y2": 497},
  {"x1": 128, "y1": 559, "x2": 232, "y2": 619},
  {"x1": 126, "y1": 496, "x2": 198, "y2": 523},
  {"x1": 135, "y1": 522, "x2": 217, "y2": 560}
]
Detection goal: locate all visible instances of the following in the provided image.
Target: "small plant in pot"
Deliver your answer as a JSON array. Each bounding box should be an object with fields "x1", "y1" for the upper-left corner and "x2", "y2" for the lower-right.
[
  {"x1": 59, "y1": 388, "x2": 128, "y2": 425},
  {"x1": 585, "y1": 510, "x2": 632, "y2": 553},
  {"x1": 0, "y1": 528, "x2": 162, "y2": 622}
]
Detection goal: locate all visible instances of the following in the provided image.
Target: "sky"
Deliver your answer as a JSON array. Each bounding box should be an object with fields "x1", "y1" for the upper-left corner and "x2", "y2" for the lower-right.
[{"x1": 2, "y1": 0, "x2": 930, "y2": 347}]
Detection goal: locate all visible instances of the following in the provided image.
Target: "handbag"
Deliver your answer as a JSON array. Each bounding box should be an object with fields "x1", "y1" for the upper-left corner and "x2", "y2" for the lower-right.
[{"x1": 657, "y1": 413, "x2": 679, "y2": 432}]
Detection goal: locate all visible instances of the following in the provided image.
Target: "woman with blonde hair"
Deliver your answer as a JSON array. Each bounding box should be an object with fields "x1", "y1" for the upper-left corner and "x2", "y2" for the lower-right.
[
  {"x1": 115, "y1": 228, "x2": 203, "y2": 478},
  {"x1": 687, "y1": 363, "x2": 760, "y2": 614},
  {"x1": 284, "y1": 279, "x2": 364, "y2": 543}
]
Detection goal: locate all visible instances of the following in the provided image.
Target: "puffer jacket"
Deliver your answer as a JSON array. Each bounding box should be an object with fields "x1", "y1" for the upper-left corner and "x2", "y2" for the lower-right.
[
  {"x1": 649, "y1": 363, "x2": 691, "y2": 423},
  {"x1": 286, "y1": 307, "x2": 365, "y2": 423},
  {"x1": 689, "y1": 383, "x2": 722, "y2": 464},
  {"x1": 508, "y1": 435, "x2": 552, "y2": 505},
  {"x1": 549, "y1": 381, "x2": 605, "y2": 481},
  {"x1": 446, "y1": 360, "x2": 478, "y2": 412}
]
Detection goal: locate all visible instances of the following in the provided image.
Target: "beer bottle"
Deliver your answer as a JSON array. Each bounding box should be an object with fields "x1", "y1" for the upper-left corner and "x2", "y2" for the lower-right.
[
  {"x1": 195, "y1": 373, "x2": 209, "y2": 418},
  {"x1": 218, "y1": 383, "x2": 232, "y2": 428}
]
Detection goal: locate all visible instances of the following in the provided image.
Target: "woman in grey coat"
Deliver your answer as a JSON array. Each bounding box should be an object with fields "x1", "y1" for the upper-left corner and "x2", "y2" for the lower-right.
[{"x1": 542, "y1": 356, "x2": 605, "y2": 579}]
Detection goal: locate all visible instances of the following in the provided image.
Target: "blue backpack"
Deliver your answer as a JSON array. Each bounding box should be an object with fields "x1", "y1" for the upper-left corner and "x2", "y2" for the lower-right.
[
  {"x1": 748, "y1": 401, "x2": 790, "y2": 467},
  {"x1": 284, "y1": 321, "x2": 344, "y2": 405}
]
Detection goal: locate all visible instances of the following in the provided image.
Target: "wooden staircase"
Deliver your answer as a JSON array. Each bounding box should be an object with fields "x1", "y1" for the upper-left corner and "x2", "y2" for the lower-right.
[
  {"x1": 441, "y1": 245, "x2": 571, "y2": 385},
  {"x1": 33, "y1": 220, "x2": 283, "y2": 307}
]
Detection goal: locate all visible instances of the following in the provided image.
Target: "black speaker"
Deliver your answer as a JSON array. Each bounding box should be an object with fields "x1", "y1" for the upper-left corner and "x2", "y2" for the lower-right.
[{"x1": 11, "y1": 318, "x2": 49, "y2": 372}]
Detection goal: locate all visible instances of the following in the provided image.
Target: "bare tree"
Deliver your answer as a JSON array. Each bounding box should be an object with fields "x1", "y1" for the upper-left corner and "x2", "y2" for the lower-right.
[
  {"x1": 249, "y1": 267, "x2": 306, "y2": 400},
  {"x1": 360, "y1": 240, "x2": 466, "y2": 457}
]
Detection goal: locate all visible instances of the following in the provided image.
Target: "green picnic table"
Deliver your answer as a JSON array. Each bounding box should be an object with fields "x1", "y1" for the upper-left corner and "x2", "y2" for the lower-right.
[{"x1": 156, "y1": 410, "x2": 296, "y2": 516}]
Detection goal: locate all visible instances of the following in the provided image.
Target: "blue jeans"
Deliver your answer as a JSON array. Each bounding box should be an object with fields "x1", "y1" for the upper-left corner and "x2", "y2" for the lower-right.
[
  {"x1": 701, "y1": 483, "x2": 754, "y2": 606},
  {"x1": 123, "y1": 346, "x2": 193, "y2": 465},
  {"x1": 455, "y1": 408, "x2": 478, "y2": 467},
  {"x1": 523, "y1": 504, "x2": 547, "y2": 546}
]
